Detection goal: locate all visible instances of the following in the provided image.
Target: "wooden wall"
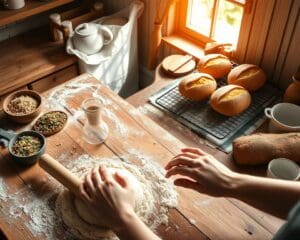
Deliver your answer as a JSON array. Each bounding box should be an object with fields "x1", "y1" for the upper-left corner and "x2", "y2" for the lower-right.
[
  {"x1": 237, "y1": 0, "x2": 300, "y2": 89},
  {"x1": 103, "y1": 0, "x2": 300, "y2": 90}
]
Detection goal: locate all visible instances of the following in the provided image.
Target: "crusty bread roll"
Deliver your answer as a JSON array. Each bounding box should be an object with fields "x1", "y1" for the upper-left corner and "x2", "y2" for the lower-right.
[
  {"x1": 227, "y1": 64, "x2": 267, "y2": 91},
  {"x1": 197, "y1": 54, "x2": 232, "y2": 79},
  {"x1": 210, "y1": 85, "x2": 251, "y2": 116},
  {"x1": 178, "y1": 72, "x2": 217, "y2": 101}
]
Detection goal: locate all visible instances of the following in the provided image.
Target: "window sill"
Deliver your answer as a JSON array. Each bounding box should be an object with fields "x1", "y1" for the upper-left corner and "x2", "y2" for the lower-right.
[{"x1": 162, "y1": 34, "x2": 205, "y2": 60}]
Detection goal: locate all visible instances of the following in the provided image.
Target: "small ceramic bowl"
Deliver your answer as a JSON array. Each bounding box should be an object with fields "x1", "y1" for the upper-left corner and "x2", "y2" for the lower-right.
[
  {"x1": 267, "y1": 158, "x2": 300, "y2": 181},
  {"x1": 3, "y1": 90, "x2": 42, "y2": 124},
  {"x1": 8, "y1": 130, "x2": 46, "y2": 166}
]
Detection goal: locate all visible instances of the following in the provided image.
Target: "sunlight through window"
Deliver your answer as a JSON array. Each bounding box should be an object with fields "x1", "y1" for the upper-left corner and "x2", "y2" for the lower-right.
[{"x1": 183, "y1": 0, "x2": 245, "y2": 46}]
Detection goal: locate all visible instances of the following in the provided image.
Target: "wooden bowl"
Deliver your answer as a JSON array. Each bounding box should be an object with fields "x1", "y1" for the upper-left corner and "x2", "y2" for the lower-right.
[
  {"x1": 32, "y1": 111, "x2": 68, "y2": 136},
  {"x1": 3, "y1": 90, "x2": 42, "y2": 124}
]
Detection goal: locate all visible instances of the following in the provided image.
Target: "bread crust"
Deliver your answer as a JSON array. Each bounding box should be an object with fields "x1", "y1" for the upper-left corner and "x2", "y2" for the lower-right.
[
  {"x1": 210, "y1": 85, "x2": 251, "y2": 116},
  {"x1": 179, "y1": 72, "x2": 217, "y2": 101},
  {"x1": 227, "y1": 64, "x2": 266, "y2": 91},
  {"x1": 197, "y1": 54, "x2": 232, "y2": 79}
]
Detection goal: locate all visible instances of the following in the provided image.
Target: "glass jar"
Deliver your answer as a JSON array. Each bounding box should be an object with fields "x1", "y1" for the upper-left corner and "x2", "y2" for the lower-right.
[{"x1": 81, "y1": 98, "x2": 108, "y2": 144}]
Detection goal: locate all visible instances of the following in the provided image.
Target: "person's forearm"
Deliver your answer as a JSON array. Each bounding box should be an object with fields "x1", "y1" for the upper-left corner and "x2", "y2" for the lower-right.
[
  {"x1": 228, "y1": 174, "x2": 300, "y2": 219},
  {"x1": 115, "y1": 211, "x2": 161, "y2": 240}
]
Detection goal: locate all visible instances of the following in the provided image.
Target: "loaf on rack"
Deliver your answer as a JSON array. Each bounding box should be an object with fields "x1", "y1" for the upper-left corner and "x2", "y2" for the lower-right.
[
  {"x1": 210, "y1": 85, "x2": 251, "y2": 116},
  {"x1": 227, "y1": 64, "x2": 266, "y2": 91},
  {"x1": 197, "y1": 54, "x2": 232, "y2": 79},
  {"x1": 178, "y1": 72, "x2": 217, "y2": 101}
]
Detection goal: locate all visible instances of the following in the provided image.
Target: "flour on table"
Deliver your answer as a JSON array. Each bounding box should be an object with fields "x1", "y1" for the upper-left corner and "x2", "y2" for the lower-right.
[
  {"x1": 56, "y1": 154, "x2": 178, "y2": 240},
  {"x1": 44, "y1": 76, "x2": 98, "y2": 110},
  {"x1": 103, "y1": 109, "x2": 128, "y2": 136},
  {"x1": 0, "y1": 179, "x2": 73, "y2": 240}
]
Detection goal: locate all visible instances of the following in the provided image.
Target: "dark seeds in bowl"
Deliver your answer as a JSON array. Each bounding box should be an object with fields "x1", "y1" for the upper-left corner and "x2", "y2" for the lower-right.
[
  {"x1": 33, "y1": 111, "x2": 67, "y2": 136},
  {"x1": 12, "y1": 135, "x2": 42, "y2": 157}
]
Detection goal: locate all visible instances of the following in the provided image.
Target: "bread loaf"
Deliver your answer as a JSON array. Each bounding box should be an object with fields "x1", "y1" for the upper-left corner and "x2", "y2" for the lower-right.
[
  {"x1": 210, "y1": 85, "x2": 251, "y2": 116},
  {"x1": 233, "y1": 133, "x2": 300, "y2": 165},
  {"x1": 227, "y1": 64, "x2": 266, "y2": 91},
  {"x1": 179, "y1": 73, "x2": 217, "y2": 101},
  {"x1": 197, "y1": 54, "x2": 232, "y2": 79}
]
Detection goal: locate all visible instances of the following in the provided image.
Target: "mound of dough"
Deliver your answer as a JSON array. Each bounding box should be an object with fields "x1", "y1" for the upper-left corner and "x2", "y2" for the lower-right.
[
  {"x1": 74, "y1": 168, "x2": 145, "y2": 227},
  {"x1": 55, "y1": 163, "x2": 154, "y2": 240}
]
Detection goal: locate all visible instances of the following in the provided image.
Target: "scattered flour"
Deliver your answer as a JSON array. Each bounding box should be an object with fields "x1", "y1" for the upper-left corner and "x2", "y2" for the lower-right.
[
  {"x1": 44, "y1": 77, "x2": 98, "y2": 110},
  {"x1": 189, "y1": 218, "x2": 197, "y2": 225},
  {"x1": 103, "y1": 109, "x2": 128, "y2": 136},
  {"x1": 0, "y1": 178, "x2": 8, "y2": 201},
  {"x1": 0, "y1": 179, "x2": 73, "y2": 240},
  {"x1": 0, "y1": 152, "x2": 178, "y2": 240}
]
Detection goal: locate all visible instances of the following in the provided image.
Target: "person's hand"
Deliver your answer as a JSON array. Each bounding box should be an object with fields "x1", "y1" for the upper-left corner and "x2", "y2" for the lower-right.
[
  {"x1": 165, "y1": 148, "x2": 239, "y2": 197},
  {"x1": 79, "y1": 166, "x2": 136, "y2": 230}
]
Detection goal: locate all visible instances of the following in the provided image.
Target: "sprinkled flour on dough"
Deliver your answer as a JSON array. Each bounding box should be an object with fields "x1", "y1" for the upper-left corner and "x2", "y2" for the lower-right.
[
  {"x1": 58, "y1": 154, "x2": 178, "y2": 240},
  {"x1": 0, "y1": 153, "x2": 177, "y2": 240}
]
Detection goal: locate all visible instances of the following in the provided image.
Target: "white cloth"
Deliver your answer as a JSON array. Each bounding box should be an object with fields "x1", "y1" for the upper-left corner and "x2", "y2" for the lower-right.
[{"x1": 66, "y1": 1, "x2": 144, "y2": 97}]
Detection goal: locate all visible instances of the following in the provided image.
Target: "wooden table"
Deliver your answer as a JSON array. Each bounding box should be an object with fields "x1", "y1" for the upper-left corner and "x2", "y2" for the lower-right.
[{"x1": 0, "y1": 73, "x2": 284, "y2": 240}]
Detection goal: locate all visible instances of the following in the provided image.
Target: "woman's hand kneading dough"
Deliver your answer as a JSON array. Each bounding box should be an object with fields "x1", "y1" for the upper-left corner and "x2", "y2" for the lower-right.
[
  {"x1": 79, "y1": 166, "x2": 136, "y2": 230},
  {"x1": 79, "y1": 166, "x2": 161, "y2": 240}
]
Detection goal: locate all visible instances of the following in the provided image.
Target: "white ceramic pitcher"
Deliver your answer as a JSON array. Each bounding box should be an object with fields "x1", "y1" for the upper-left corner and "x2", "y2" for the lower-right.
[{"x1": 72, "y1": 23, "x2": 114, "y2": 55}]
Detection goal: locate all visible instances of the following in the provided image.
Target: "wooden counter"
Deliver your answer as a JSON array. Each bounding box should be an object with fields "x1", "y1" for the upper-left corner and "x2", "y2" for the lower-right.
[{"x1": 0, "y1": 73, "x2": 284, "y2": 240}]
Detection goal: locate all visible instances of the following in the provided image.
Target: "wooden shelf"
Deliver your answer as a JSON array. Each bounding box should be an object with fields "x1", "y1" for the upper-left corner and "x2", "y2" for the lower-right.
[
  {"x1": 0, "y1": 27, "x2": 77, "y2": 95},
  {"x1": 0, "y1": 0, "x2": 74, "y2": 27}
]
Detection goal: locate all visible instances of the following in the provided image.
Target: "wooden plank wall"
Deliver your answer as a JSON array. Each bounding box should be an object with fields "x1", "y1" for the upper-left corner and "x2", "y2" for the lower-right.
[
  {"x1": 237, "y1": 0, "x2": 300, "y2": 89},
  {"x1": 102, "y1": 0, "x2": 300, "y2": 90}
]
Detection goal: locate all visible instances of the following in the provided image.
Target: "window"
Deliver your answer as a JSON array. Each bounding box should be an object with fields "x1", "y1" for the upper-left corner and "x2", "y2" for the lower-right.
[{"x1": 177, "y1": 0, "x2": 249, "y2": 47}]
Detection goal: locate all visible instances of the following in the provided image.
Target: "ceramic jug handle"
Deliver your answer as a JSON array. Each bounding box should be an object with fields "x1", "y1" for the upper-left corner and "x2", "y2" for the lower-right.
[
  {"x1": 100, "y1": 26, "x2": 114, "y2": 45},
  {"x1": 264, "y1": 108, "x2": 272, "y2": 119}
]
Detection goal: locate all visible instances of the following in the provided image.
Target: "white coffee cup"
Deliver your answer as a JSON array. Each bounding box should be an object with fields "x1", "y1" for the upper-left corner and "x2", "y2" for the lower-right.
[
  {"x1": 267, "y1": 158, "x2": 300, "y2": 181},
  {"x1": 264, "y1": 103, "x2": 300, "y2": 133},
  {"x1": 4, "y1": 0, "x2": 25, "y2": 9}
]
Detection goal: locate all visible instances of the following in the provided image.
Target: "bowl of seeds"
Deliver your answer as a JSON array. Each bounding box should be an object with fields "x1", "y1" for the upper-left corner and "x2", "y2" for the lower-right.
[
  {"x1": 9, "y1": 130, "x2": 46, "y2": 165},
  {"x1": 3, "y1": 90, "x2": 42, "y2": 124},
  {"x1": 32, "y1": 111, "x2": 68, "y2": 136}
]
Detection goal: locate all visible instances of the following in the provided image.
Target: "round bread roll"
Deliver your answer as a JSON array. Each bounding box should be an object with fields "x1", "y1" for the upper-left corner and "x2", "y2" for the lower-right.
[
  {"x1": 227, "y1": 64, "x2": 267, "y2": 91},
  {"x1": 210, "y1": 85, "x2": 251, "y2": 116},
  {"x1": 197, "y1": 54, "x2": 232, "y2": 79},
  {"x1": 178, "y1": 72, "x2": 217, "y2": 101}
]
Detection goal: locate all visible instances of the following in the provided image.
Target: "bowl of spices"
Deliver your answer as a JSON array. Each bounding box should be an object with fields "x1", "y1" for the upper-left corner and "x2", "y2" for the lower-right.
[
  {"x1": 33, "y1": 111, "x2": 68, "y2": 136},
  {"x1": 6, "y1": 130, "x2": 46, "y2": 165},
  {"x1": 3, "y1": 90, "x2": 42, "y2": 124}
]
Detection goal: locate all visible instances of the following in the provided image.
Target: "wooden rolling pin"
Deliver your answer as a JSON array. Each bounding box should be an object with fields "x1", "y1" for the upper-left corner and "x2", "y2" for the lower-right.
[{"x1": 39, "y1": 154, "x2": 82, "y2": 197}]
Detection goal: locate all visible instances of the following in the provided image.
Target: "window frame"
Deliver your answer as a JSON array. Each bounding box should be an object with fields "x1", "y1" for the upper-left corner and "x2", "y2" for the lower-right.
[{"x1": 175, "y1": 0, "x2": 249, "y2": 47}]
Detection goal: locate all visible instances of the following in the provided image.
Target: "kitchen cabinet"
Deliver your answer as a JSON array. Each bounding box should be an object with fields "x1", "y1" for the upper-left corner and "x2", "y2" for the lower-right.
[
  {"x1": 0, "y1": 0, "x2": 74, "y2": 27},
  {"x1": 29, "y1": 65, "x2": 78, "y2": 93},
  {"x1": 0, "y1": 0, "x2": 80, "y2": 104}
]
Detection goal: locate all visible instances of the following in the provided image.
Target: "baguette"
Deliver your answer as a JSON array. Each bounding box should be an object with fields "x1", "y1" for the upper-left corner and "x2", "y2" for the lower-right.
[{"x1": 233, "y1": 133, "x2": 300, "y2": 165}]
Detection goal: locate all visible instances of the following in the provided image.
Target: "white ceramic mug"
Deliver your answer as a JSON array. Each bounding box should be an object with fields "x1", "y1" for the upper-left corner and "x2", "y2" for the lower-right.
[
  {"x1": 4, "y1": 0, "x2": 25, "y2": 9},
  {"x1": 264, "y1": 103, "x2": 300, "y2": 133},
  {"x1": 267, "y1": 158, "x2": 300, "y2": 181}
]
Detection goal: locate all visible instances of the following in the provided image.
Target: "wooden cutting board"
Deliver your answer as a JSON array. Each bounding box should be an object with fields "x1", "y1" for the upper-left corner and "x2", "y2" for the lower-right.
[{"x1": 161, "y1": 54, "x2": 196, "y2": 77}]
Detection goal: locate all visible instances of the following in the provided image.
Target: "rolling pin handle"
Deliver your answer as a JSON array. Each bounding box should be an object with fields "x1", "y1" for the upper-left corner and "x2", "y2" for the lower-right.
[{"x1": 39, "y1": 154, "x2": 82, "y2": 197}]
